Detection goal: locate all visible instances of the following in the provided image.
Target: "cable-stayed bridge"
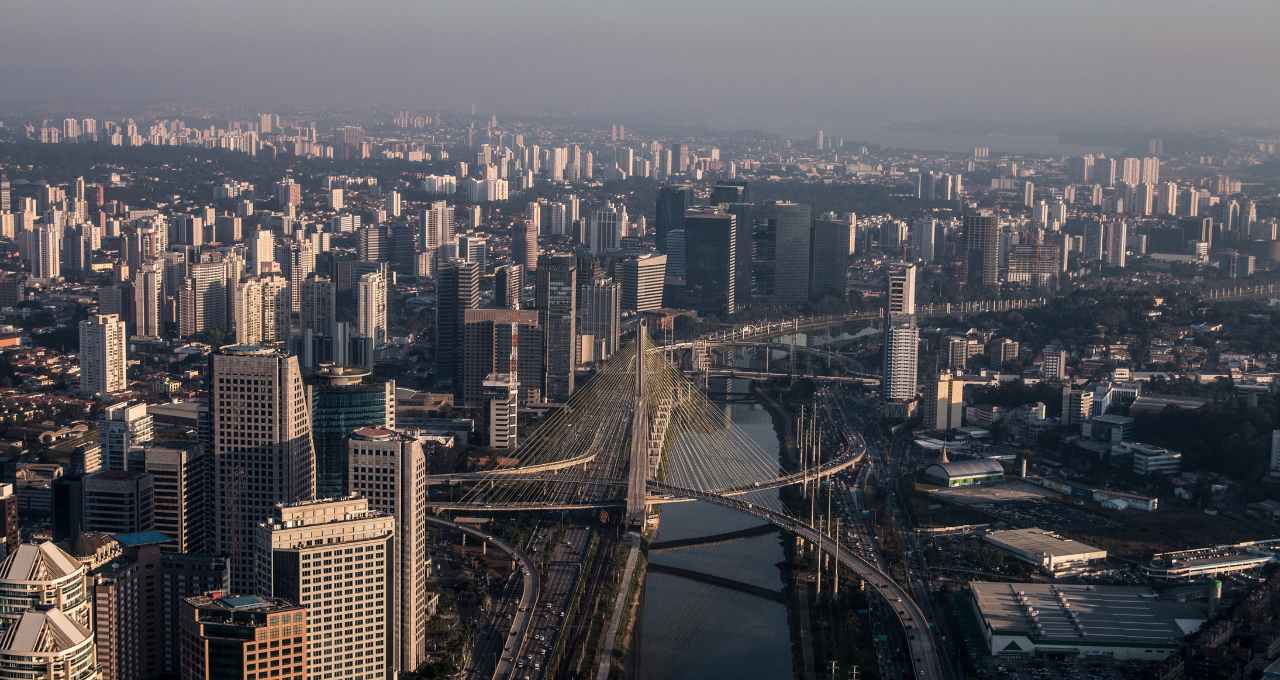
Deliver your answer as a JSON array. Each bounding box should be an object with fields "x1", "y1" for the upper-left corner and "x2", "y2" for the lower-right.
[{"x1": 427, "y1": 320, "x2": 943, "y2": 680}]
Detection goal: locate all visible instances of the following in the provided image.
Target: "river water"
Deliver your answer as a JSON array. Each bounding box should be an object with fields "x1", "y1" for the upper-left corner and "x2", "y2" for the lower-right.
[{"x1": 636, "y1": 382, "x2": 793, "y2": 680}]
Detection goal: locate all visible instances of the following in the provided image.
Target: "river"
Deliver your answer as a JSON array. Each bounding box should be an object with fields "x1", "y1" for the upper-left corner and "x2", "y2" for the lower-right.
[{"x1": 636, "y1": 380, "x2": 794, "y2": 680}]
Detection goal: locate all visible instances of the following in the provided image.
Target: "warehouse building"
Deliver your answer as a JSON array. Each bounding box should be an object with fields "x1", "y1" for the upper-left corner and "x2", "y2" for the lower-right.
[
  {"x1": 1143, "y1": 540, "x2": 1279, "y2": 581},
  {"x1": 923, "y1": 459, "x2": 1004, "y2": 487},
  {"x1": 969, "y1": 581, "x2": 1204, "y2": 661},
  {"x1": 982, "y1": 528, "x2": 1108, "y2": 577}
]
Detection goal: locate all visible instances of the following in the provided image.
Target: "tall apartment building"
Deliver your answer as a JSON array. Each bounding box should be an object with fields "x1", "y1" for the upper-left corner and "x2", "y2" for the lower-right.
[
  {"x1": 882, "y1": 317, "x2": 919, "y2": 403},
  {"x1": 132, "y1": 259, "x2": 165, "y2": 339},
  {"x1": 1042, "y1": 346, "x2": 1067, "y2": 381},
  {"x1": 234, "y1": 274, "x2": 290, "y2": 345},
  {"x1": 886, "y1": 263, "x2": 917, "y2": 317},
  {"x1": 923, "y1": 372, "x2": 967, "y2": 432},
  {"x1": 210, "y1": 345, "x2": 315, "y2": 592},
  {"x1": 347, "y1": 428, "x2": 431, "y2": 673},
  {"x1": 257, "y1": 497, "x2": 395, "y2": 679},
  {"x1": 536, "y1": 254, "x2": 577, "y2": 402},
  {"x1": 79, "y1": 313, "x2": 128, "y2": 397},
  {"x1": 621, "y1": 254, "x2": 666, "y2": 312},
  {"x1": 513, "y1": 219, "x2": 538, "y2": 272},
  {"x1": 99, "y1": 402, "x2": 153, "y2": 472},
  {"x1": 180, "y1": 593, "x2": 307, "y2": 680},
  {"x1": 357, "y1": 270, "x2": 388, "y2": 349}
]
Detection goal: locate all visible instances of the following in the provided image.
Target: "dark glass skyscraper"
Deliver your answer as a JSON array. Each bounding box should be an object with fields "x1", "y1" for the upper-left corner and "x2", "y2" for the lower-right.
[
  {"x1": 536, "y1": 253, "x2": 577, "y2": 402},
  {"x1": 683, "y1": 209, "x2": 736, "y2": 317},
  {"x1": 307, "y1": 365, "x2": 395, "y2": 498},
  {"x1": 436, "y1": 259, "x2": 481, "y2": 397},
  {"x1": 655, "y1": 184, "x2": 692, "y2": 253},
  {"x1": 810, "y1": 217, "x2": 851, "y2": 300},
  {"x1": 964, "y1": 212, "x2": 1001, "y2": 289}
]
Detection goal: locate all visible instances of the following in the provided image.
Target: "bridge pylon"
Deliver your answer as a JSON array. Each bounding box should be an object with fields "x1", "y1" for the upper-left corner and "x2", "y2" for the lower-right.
[{"x1": 626, "y1": 319, "x2": 651, "y2": 529}]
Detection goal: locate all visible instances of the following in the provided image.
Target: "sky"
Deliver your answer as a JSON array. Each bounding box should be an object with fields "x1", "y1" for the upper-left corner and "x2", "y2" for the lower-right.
[{"x1": 2, "y1": 0, "x2": 1278, "y2": 137}]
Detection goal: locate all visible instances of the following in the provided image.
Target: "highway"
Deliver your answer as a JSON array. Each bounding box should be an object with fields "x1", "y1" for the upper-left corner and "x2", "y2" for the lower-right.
[{"x1": 424, "y1": 516, "x2": 540, "y2": 680}]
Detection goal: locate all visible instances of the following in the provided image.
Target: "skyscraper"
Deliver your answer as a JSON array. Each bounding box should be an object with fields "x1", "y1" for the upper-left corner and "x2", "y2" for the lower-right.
[
  {"x1": 683, "y1": 210, "x2": 736, "y2": 317},
  {"x1": 347, "y1": 427, "x2": 430, "y2": 673},
  {"x1": 99, "y1": 401, "x2": 153, "y2": 471},
  {"x1": 763, "y1": 202, "x2": 812, "y2": 304},
  {"x1": 258, "y1": 497, "x2": 394, "y2": 678},
  {"x1": 1105, "y1": 220, "x2": 1128, "y2": 268},
  {"x1": 283, "y1": 239, "x2": 315, "y2": 313},
  {"x1": 577, "y1": 278, "x2": 621, "y2": 362},
  {"x1": 513, "y1": 218, "x2": 538, "y2": 272},
  {"x1": 494, "y1": 264, "x2": 524, "y2": 309},
  {"x1": 143, "y1": 445, "x2": 214, "y2": 554},
  {"x1": 308, "y1": 365, "x2": 396, "y2": 498},
  {"x1": 621, "y1": 254, "x2": 667, "y2": 312},
  {"x1": 588, "y1": 202, "x2": 626, "y2": 255},
  {"x1": 357, "y1": 270, "x2": 389, "y2": 351},
  {"x1": 32, "y1": 223, "x2": 61, "y2": 280},
  {"x1": 234, "y1": 274, "x2": 290, "y2": 345},
  {"x1": 810, "y1": 216, "x2": 851, "y2": 300},
  {"x1": 887, "y1": 263, "x2": 918, "y2": 317},
  {"x1": 436, "y1": 260, "x2": 481, "y2": 397},
  {"x1": 655, "y1": 185, "x2": 692, "y2": 252},
  {"x1": 536, "y1": 254, "x2": 577, "y2": 402},
  {"x1": 963, "y1": 212, "x2": 1001, "y2": 289},
  {"x1": 210, "y1": 345, "x2": 315, "y2": 591},
  {"x1": 299, "y1": 274, "x2": 337, "y2": 367},
  {"x1": 463, "y1": 309, "x2": 544, "y2": 406},
  {"x1": 911, "y1": 217, "x2": 937, "y2": 262},
  {"x1": 79, "y1": 313, "x2": 127, "y2": 397},
  {"x1": 132, "y1": 259, "x2": 164, "y2": 339},
  {"x1": 882, "y1": 317, "x2": 919, "y2": 403}
]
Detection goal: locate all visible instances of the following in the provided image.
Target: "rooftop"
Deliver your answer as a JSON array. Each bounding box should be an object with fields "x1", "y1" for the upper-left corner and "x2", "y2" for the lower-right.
[
  {"x1": 970, "y1": 581, "x2": 1203, "y2": 648},
  {"x1": 983, "y1": 528, "x2": 1106, "y2": 560}
]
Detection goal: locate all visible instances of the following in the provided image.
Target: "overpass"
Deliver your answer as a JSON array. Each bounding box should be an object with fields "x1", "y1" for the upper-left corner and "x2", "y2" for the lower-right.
[
  {"x1": 425, "y1": 516, "x2": 540, "y2": 680},
  {"x1": 649, "y1": 481, "x2": 946, "y2": 680},
  {"x1": 701, "y1": 368, "x2": 881, "y2": 385}
]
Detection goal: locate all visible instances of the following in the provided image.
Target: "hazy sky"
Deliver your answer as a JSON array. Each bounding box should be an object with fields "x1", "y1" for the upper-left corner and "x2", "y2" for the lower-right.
[{"x1": 3, "y1": 0, "x2": 1278, "y2": 136}]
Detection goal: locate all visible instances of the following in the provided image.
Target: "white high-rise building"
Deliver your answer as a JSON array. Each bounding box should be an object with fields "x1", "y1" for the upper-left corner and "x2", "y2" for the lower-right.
[
  {"x1": 249, "y1": 229, "x2": 275, "y2": 275},
  {"x1": 882, "y1": 318, "x2": 919, "y2": 402},
  {"x1": 385, "y1": 190, "x2": 402, "y2": 218},
  {"x1": 910, "y1": 217, "x2": 936, "y2": 262},
  {"x1": 132, "y1": 259, "x2": 164, "y2": 339},
  {"x1": 1105, "y1": 220, "x2": 1128, "y2": 268},
  {"x1": 258, "y1": 497, "x2": 394, "y2": 679},
  {"x1": 211, "y1": 345, "x2": 315, "y2": 592},
  {"x1": 887, "y1": 263, "x2": 917, "y2": 316},
  {"x1": 347, "y1": 428, "x2": 431, "y2": 674},
  {"x1": 33, "y1": 223, "x2": 61, "y2": 280},
  {"x1": 79, "y1": 314, "x2": 127, "y2": 397},
  {"x1": 357, "y1": 271, "x2": 388, "y2": 347},
  {"x1": 589, "y1": 203, "x2": 627, "y2": 255},
  {"x1": 1141, "y1": 156, "x2": 1161, "y2": 185},
  {"x1": 99, "y1": 401, "x2": 153, "y2": 472},
  {"x1": 234, "y1": 274, "x2": 290, "y2": 345}
]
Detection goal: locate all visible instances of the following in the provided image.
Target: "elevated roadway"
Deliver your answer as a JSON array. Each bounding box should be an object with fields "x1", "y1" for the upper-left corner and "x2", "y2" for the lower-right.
[
  {"x1": 425, "y1": 516, "x2": 540, "y2": 680},
  {"x1": 648, "y1": 481, "x2": 945, "y2": 680}
]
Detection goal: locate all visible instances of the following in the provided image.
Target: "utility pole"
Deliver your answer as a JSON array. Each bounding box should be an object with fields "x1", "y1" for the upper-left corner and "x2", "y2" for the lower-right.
[
  {"x1": 816, "y1": 481, "x2": 822, "y2": 596},
  {"x1": 835, "y1": 517, "x2": 841, "y2": 596}
]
